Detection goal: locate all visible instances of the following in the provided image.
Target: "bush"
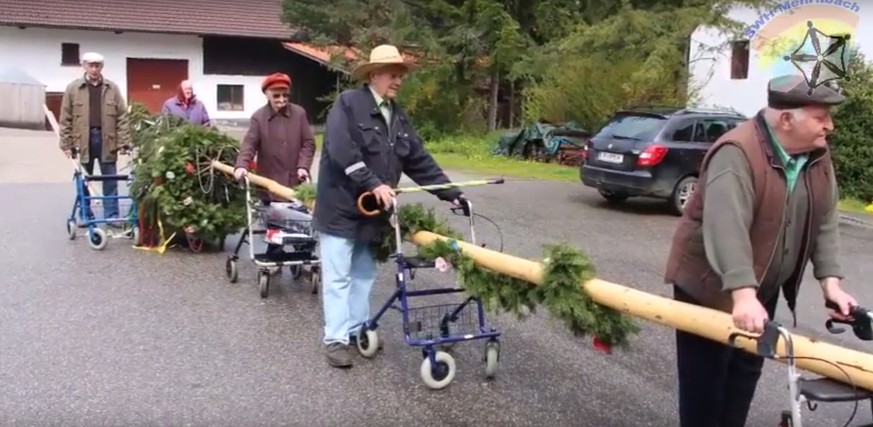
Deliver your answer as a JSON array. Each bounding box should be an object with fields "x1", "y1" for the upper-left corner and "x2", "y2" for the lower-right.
[
  {"x1": 521, "y1": 51, "x2": 688, "y2": 132},
  {"x1": 829, "y1": 52, "x2": 873, "y2": 202}
]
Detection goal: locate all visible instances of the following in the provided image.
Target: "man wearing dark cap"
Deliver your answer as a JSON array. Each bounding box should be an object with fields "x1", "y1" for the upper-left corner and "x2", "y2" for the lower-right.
[
  {"x1": 664, "y1": 74, "x2": 860, "y2": 427},
  {"x1": 234, "y1": 72, "x2": 316, "y2": 262}
]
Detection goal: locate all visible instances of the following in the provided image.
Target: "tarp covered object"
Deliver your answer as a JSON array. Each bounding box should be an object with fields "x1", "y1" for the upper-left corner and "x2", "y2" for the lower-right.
[{"x1": 492, "y1": 121, "x2": 590, "y2": 159}]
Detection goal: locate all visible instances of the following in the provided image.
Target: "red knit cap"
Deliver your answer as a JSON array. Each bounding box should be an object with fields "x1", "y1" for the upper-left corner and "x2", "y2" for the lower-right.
[{"x1": 261, "y1": 73, "x2": 291, "y2": 92}]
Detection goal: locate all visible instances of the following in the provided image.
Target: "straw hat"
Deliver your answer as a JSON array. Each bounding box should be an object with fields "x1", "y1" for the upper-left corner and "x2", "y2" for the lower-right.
[{"x1": 351, "y1": 44, "x2": 412, "y2": 82}]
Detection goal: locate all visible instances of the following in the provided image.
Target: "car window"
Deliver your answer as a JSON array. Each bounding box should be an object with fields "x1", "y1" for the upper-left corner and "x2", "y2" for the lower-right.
[
  {"x1": 700, "y1": 118, "x2": 733, "y2": 142},
  {"x1": 593, "y1": 113, "x2": 667, "y2": 141},
  {"x1": 672, "y1": 121, "x2": 699, "y2": 142}
]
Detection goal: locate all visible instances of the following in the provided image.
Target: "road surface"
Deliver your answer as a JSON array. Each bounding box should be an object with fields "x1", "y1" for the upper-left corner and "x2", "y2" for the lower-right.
[{"x1": 1, "y1": 127, "x2": 872, "y2": 426}]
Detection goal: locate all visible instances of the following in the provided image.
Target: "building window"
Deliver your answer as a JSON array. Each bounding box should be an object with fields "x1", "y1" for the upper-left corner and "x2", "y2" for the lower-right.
[
  {"x1": 730, "y1": 40, "x2": 749, "y2": 80},
  {"x1": 217, "y1": 85, "x2": 244, "y2": 111},
  {"x1": 61, "y1": 43, "x2": 80, "y2": 66}
]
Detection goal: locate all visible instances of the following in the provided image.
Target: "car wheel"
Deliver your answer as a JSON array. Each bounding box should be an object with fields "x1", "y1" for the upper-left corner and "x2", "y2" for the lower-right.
[
  {"x1": 598, "y1": 189, "x2": 629, "y2": 204},
  {"x1": 669, "y1": 176, "x2": 698, "y2": 216}
]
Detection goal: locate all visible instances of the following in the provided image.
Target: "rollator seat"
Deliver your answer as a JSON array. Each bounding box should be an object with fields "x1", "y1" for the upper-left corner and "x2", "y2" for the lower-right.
[
  {"x1": 403, "y1": 256, "x2": 435, "y2": 269},
  {"x1": 800, "y1": 377, "x2": 873, "y2": 402}
]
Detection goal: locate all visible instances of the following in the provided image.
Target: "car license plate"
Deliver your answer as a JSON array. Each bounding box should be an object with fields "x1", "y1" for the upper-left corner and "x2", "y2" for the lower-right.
[{"x1": 597, "y1": 152, "x2": 624, "y2": 164}]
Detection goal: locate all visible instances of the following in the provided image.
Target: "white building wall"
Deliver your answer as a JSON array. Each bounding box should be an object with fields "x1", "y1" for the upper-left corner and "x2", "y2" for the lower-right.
[
  {"x1": 0, "y1": 26, "x2": 263, "y2": 121},
  {"x1": 688, "y1": 2, "x2": 871, "y2": 117}
]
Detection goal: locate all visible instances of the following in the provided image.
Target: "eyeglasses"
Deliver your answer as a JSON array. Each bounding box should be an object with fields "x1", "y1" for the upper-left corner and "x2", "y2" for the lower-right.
[{"x1": 270, "y1": 92, "x2": 290, "y2": 99}]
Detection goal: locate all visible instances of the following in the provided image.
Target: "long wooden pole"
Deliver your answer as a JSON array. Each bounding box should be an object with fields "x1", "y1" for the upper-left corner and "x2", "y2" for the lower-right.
[
  {"x1": 210, "y1": 161, "x2": 873, "y2": 390},
  {"x1": 410, "y1": 231, "x2": 873, "y2": 391},
  {"x1": 211, "y1": 161, "x2": 298, "y2": 201}
]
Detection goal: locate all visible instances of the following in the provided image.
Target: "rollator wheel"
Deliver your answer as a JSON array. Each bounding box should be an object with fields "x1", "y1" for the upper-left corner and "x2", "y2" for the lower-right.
[
  {"x1": 420, "y1": 351, "x2": 456, "y2": 390},
  {"x1": 66, "y1": 219, "x2": 77, "y2": 240},
  {"x1": 484, "y1": 341, "x2": 500, "y2": 379},
  {"x1": 309, "y1": 268, "x2": 320, "y2": 295},
  {"x1": 258, "y1": 271, "x2": 270, "y2": 298},
  {"x1": 87, "y1": 228, "x2": 108, "y2": 251},
  {"x1": 356, "y1": 326, "x2": 380, "y2": 359},
  {"x1": 131, "y1": 226, "x2": 142, "y2": 246},
  {"x1": 225, "y1": 257, "x2": 238, "y2": 283}
]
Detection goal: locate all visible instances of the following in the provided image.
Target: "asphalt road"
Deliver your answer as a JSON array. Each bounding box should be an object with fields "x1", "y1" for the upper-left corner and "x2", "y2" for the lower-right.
[{"x1": 2, "y1": 127, "x2": 873, "y2": 426}]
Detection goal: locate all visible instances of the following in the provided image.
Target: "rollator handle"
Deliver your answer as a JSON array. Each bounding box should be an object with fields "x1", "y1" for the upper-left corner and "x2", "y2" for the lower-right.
[
  {"x1": 728, "y1": 321, "x2": 782, "y2": 358},
  {"x1": 824, "y1": 300, "x2": 873, "y2": 341},
  {"x1": 449, "y1": 196, "x2": 471, "y2": 217},
  {"x1": 356, "y1": 178, "x2": 504, "y2": 217}
]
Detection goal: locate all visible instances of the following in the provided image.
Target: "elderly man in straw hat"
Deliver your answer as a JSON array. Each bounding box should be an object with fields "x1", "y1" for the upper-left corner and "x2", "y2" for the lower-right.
[{"x1": 313, "y1": 44, "x2": 466, "y2": 368}]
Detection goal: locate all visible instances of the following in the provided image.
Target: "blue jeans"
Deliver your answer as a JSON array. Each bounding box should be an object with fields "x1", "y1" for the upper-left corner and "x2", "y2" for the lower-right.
[
  {"x1": 82, "y1": 128, "x2": 119, "y2": 219},
  {"x1": 320, "y1": 232, "x2": 378, "y2": 345}
]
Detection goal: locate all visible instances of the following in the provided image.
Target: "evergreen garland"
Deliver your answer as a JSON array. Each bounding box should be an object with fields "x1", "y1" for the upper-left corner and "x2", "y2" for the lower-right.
[
  {"x1": 128, "y1": 103, "x2": 246, "y2": 248},
  {"x1": 125, "y1": 102, "x2": 639, "y2": 346},
  {"x1": 371, "y1": 203, "x2": 640, "y2": 349}
]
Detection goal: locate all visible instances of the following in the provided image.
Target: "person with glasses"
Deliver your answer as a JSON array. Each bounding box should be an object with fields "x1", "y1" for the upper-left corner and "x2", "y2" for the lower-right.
[{"x1": 233, "y1": 72, "x2": 317, "y2": 261}]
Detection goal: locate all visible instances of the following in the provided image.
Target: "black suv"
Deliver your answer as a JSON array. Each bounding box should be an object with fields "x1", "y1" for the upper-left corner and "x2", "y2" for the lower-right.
[{"x1": 580, "y1": 106, "x2": 746, "y2": 216}]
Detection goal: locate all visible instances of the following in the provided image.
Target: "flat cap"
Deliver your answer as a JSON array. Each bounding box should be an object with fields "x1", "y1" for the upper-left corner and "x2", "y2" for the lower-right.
[
  {"x1": 768, "y1": 74, "x2": 845, "y2": 109},
  {"x1": 81, "y1": 52, "x2": 104, "y2": 64}
]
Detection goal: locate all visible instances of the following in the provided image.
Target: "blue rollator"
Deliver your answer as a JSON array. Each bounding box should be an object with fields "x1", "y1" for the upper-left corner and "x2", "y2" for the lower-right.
[
  {"x1": 65, "y1": 148, "x2": 140, "y2": 250},
  {"x1": 354, "y1": 196, "x2": 501, "y2": 390}
]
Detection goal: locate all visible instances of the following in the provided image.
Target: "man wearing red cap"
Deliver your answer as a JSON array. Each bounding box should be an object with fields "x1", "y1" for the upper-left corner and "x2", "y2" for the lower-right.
[{"x1": 234, "y1": 72, "x2": 316, "y2": 257}]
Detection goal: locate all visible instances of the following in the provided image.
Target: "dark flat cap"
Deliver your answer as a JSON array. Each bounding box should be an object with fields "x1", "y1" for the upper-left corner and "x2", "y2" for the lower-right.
[{"x1": 768, "y1": 74, "x2": 845, "y2": 109}]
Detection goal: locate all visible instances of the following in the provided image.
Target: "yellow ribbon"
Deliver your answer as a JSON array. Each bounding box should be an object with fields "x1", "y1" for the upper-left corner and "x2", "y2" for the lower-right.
[{"x1": 133, "y1": 217, "x2": 176, "y2": 254}]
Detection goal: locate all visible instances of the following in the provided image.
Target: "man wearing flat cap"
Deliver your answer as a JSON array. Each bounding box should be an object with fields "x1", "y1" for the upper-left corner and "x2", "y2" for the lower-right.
[
  {"x1": 234, "y1": 72, "x2": 316, "y2": 259},
  {"x1": 664, "y1": 74, "x2": 860, "y2": 426},
  {"x1": 59, "y1": 51, "x2": 131, "y2": 227},
  {"x1": 313, "y1": 44, "x2": 465, "y2": 368}
]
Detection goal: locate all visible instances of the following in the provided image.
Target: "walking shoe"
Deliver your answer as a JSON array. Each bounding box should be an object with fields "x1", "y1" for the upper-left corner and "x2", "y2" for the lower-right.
[{"x1": 325, "y1": 343, "x2": 353, "y2": 368}]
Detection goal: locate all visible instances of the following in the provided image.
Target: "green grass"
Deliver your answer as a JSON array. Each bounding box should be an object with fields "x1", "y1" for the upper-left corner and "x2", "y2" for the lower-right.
[
  {"x1": 838, "y1": 198, "x2": 872, "y2": 215},
  {"x1": 426, "y1": 133, "x2": 579, "y2": 181},
  {"x1": 431, "y1": 152, "x2": 578, "y2": 181}
]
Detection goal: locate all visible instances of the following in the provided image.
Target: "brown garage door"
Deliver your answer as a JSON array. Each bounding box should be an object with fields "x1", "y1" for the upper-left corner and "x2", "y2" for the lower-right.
[
  {"x1": 44, "y1": 92, "x2": 64, "y2": 130},
  {"x1": 126, "y1": 58, "x2": 189, "y2": 113}
]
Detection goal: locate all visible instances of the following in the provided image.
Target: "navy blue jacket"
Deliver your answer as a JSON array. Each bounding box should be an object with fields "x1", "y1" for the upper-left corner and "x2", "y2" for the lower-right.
[{"x1": 312, "y1": 86, "x2": 461, "y2": 242}]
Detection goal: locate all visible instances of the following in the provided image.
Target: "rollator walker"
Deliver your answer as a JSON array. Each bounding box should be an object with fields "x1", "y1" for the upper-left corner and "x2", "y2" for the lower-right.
[
  {"x1": 730, "y1": 301, "x2": 873, "y2": 427},
  {"x1": 65, "y1": 147, "x2": 140, "y2": 250},
  {"x1": 225, "y1": 175, "x2": 320, "y2": 299},
  {"x1": 353, "y1": 179, "x2": 504, "y2": 390}
]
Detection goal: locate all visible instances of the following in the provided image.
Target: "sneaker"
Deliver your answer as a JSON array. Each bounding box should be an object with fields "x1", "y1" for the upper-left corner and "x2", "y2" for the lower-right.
[{"x1": 325, "y1": 342, "x2": 353, "y2": 368}]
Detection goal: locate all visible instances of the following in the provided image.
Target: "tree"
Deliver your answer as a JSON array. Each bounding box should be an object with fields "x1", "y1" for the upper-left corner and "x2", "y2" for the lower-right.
[
  {"x1": 829, "y1": 51, "x2": 873, "y2": 202},
  {"x1": 519, "y1": 0, "x2": 770, "y2": 130}
]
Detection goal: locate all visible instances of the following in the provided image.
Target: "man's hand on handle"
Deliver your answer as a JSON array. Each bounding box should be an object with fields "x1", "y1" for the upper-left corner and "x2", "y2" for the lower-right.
[
  {"x1": 731, "y1": 287, "x2": 769, "y2": 334},
  {"x1": 821, "y1": 278, "x2": 858, "y2": 321},
  {"x1": 297, "y1": 168, "x2": 310, "y2": 182},
  {"x1": 371, "y1": 184, "x2": 396, "y2": 209}
]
